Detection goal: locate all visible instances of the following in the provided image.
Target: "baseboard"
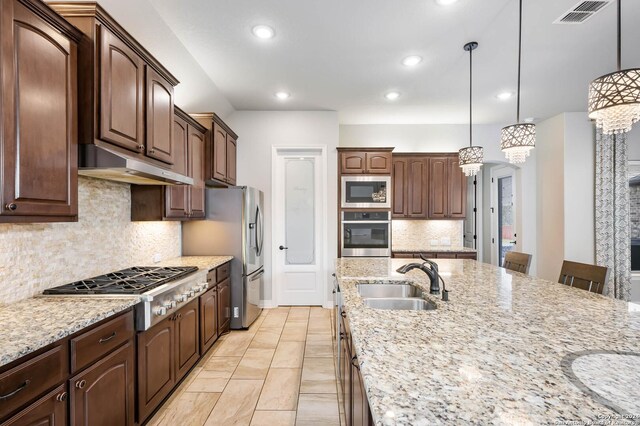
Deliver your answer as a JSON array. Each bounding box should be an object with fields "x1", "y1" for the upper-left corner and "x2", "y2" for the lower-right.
[{"x1": 259, "y1": 300, "x2": 277, "y2": 309}]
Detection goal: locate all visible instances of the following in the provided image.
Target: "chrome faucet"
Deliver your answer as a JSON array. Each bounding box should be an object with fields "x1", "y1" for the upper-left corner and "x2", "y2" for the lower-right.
[{"x1": 396, "y1": 256, "x2": 449, "y2": 301}]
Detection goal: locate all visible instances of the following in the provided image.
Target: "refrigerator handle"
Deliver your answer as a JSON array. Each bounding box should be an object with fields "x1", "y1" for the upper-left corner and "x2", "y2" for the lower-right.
[
  {"x1": 249, "y1": 268, "x2": 265, "y2": 281},
  {"x1": 256, "y1": 204, "x2": 264, "y2": 256}
]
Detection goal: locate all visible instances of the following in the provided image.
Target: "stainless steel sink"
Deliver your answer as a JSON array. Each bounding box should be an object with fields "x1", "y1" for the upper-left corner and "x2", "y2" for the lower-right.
[
  {"x1": 363, "y1": 297, "x2": 436, "y2": 310},
  {"x1": 356, "y1": 282, "x2": 423, "y2": 298}
]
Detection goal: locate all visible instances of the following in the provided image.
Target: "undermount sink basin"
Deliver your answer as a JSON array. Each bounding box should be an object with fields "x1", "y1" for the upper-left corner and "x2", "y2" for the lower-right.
[
  {"x1": 363, "y1": 297, "x2": 436, "y2": 311},
  {"x1": 356, "y1": 282, "x2": 423, "y2": 298}
]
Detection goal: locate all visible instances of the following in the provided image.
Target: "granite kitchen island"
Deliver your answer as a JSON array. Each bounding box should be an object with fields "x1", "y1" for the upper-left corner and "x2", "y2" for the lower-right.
[{"x1": 335, "y1": 258, "x2": 640, "y2": 425}]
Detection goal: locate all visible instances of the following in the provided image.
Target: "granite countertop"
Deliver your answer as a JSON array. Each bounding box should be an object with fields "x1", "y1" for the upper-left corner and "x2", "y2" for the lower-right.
[
  {"x1": 335, "y1": 258, "x2": 640, "y2": 425},
  {"x1": 0, "y1": 296, "x2": 140, "y2": 368},
  {"x1": 156, "y1": 255, "x2": 233, "y2": 271},
  {"x1": 392, "y1": 245, "x2": 477, "y2": 253}
]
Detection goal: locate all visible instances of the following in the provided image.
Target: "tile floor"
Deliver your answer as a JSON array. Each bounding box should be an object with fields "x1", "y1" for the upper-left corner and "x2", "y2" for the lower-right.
[{"x1": 148, "y1": 306, "x2": 343, "y2": 426}]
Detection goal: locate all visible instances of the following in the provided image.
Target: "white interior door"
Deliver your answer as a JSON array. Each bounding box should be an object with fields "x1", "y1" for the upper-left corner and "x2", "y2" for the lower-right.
[
  {"x1": 273, "y1": 148, "x2": 325, "y2": 306},
  {"x1": 464, "y1": 174, "x2": 476, "y2": 249},
  {"x1": 491, "y1": 166, "x2": 517, "y2": 266}
]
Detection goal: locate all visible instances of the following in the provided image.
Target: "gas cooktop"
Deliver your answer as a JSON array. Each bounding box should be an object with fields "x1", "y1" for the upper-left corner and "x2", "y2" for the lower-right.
[{"x1": 43, "y1": 266, "x2": 199, "y2": 295}]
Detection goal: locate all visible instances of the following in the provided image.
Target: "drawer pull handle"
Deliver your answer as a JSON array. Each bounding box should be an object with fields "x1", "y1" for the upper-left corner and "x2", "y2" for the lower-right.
[
  {"x1": 56, "y1": 392, "x2": 68, "y2": 402},
  {"x1": 99, "y1": 331, "x2": 117, "y2": 344},
  {"x1": 75, "y1": 380, "x2": 86, "y2": 389},
  {"x1": 0, "y1": 380, "x2": 30, "y2": 400},
  {"x1": 351, "y1": 356, "x2": 359, "y2": 370}
]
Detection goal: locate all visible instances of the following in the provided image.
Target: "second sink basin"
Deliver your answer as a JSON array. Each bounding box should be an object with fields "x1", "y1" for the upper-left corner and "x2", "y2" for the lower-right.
[
  {"x1": 357, "y1": 282, "x2": 423, "y2": 298},
  {"x1": 363, "y1": 297, "x2": 436, "y2": 311}
]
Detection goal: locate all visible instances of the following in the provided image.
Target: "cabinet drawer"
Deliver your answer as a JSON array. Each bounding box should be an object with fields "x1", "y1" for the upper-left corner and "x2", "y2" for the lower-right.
[
  {"x1": 1, "y1": 384, "x2": 67, "y2": 426},
  {"x1": 0, "y1": 345, "x2": 68, "y2": 421},
  {"x1": 216, "y1": 262, "x2": 230, "y2": 283},
  {"x1": 70, "y1": 311, "x2": 134, "y2": 373},
  {"x1": 206, "y1": 269, "x2": 216, "y2": 287}
]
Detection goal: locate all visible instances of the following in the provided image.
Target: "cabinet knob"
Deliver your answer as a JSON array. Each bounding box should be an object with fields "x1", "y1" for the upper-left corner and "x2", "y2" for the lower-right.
[
  {"x1": 75, "y1": 380, "x2": 86, "y2": 389},
  {"x1": 56, "y1": 392, "x2": 68, "y2": 402},
  {"x1": 150, "y1": 149, "x2": 155, "y2": 154},
  {"x1": 138, "y1": 144, "x2": 144, "y2": 151},
  {"x1": 5, "y1": 203, "x2": 17, "y2": 211}
]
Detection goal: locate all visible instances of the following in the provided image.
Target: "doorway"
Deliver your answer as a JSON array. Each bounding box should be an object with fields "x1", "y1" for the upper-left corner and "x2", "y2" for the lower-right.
[
  {"x1": 464, "y1": 170, "x2": 483, "y2": 260},
  {"x1": 491, "y1": 166, "x2": 517, "y2": 266},
  {"x1": 272, "y1": 147, "x2": 327, "y2": 306}
]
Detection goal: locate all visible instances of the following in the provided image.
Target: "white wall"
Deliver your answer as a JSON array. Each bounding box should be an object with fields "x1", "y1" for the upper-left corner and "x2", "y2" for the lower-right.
[
  {"x1": 340, "y1": 123, "x2": 538, "y2": 274},
  {"x1": 227, "y1": 111, "x2": 339, "y2": 306}
]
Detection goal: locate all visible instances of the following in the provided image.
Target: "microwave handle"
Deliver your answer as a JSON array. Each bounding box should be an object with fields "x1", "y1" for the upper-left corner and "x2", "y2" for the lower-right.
[{"x1": 341, "y1": 221, "x2": 391, "y2": 224}]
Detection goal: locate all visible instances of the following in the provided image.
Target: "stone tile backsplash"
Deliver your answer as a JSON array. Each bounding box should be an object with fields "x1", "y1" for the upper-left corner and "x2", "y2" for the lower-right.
[
  {"x1": 0, "y1": 177, "x2": 181, "y2": 304},
  {"x1": 392, "y1": 220, "x2": 463, "y2": 250}
]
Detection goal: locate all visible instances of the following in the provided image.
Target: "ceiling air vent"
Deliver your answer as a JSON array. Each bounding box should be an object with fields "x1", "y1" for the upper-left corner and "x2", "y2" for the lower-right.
[{"x1": 554, "y1": 0, "x2": 612, "y2": 24}]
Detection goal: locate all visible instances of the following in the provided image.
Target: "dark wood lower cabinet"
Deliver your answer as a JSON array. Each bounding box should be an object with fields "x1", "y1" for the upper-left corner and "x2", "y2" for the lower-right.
[
  {"x1": 137, "y1": 316, "x2": 175, "y2": 423},
  {"x1": 1, "y1": 384, "x2": 67, "y2": 426},
  {"x1": 69, "y1": 340, "x2": 135, "y2": 426},
  {"x1": 217, "y1": 278, "x2": 231, "y2": 334},
  {"x1": 175, "y1": 299, "x2": 200, "y2": 381},
  {"x1": 391, "y1": 251, "x2": 477, "y2": 260},
  {"x1": 200, "y1": 287, "x2": 218, "y2": 354}
]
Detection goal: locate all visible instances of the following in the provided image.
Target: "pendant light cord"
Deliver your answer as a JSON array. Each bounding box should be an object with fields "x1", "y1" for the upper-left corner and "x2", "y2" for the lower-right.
[
  {"x1": 469, "y1": 44, "x2": 473, "y2": 148},
  {"x1": 516, "y1": 0, "x2": 523, "y2": 124},
  {"x1": 617, "y1": 0, "x2": 621, "y2": 70}
]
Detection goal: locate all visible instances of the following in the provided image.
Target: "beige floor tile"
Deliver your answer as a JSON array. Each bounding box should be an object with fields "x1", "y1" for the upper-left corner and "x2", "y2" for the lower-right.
[
  {"x1": 300, "y1": 357, "x2": 337, "y2": 393},
  {"x1": 186, "y1": 370, "x2": 230, "y2": 393},
  {"x1": 261, "y1": 315, "x2": 288, "y2": 329},
  {"x1": 305, "y1": 341, "x2": 334, "y2": 357},
  {"x1": 202, "y1": 356, "x2": 241, "y2": 377},
  {"x1": 309, "y1": 307, "x2": 330, "y2": 318},
  {"x1": 204, "y1": 380, "x2": 264, "y2": 426},
  {"x1": 213, "y1": 332, "x2": 253, "y2": 357},
  {"x1": 256, "y1": 368, "x2": 301, "y2": 411},
  {"x1": 233, "y1": 348, "x2": 275, "y2": 379},
  {"x1": 249, "y1": 328, "x2": 282, "y2": 350},
  {"x1": 287, "y1": 306, "x2": 310, "y2": 321},
  {"x1": 271, "y1": 341, "x2": 305, "y2": 368},
  {"x1": 305, "y1": 333, "x2": 333, "y2": 344},
  {"x1": 307, "y1": 319, "x2": 332, "y2": 335},
  {"x1": 296, "y1": 393, "x2": 340, "y2": 425},
  {"x1": 152, "y1": 392, "x2": 220, "y2": 426},
  {"x1": 280, "y1": 323, "x2": 308, "y2": 342},
  {"x1": 250, "y1": 411, "x2": 297, "y2": 426}
]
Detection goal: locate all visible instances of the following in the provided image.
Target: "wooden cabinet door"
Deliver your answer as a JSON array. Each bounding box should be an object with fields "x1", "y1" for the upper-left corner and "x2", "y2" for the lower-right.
[
  {"x1": 340, "y1": 326, "x2": 352, "y2": 426},
  {"x1": 226, "y1": 135, "x2": 237, "y2": 185},
  {"x1": 165, "y1": 115, "x2": 188, "y2": 219},
  {"x1": 365, "y1": 152, "x2": 392, "y2": 174},
  {"x1": 200, "y1": 288, "x2": 218, "y2": 354},
  {"x1": 428, "y1": 157, "x2": 447, "y2": 218},
  {"x1": 188, "y1": 125, "x2": 206, "y2": 218},
  {"x1": 175, "y1": 299, "x2": 200, "y2": 382},
  {"x1": 351, "y1": 359, "x2": 367, "y2": 426},
  {"x1": 137, "y1": 317, "x2": 175, "y2": 423},
  {"x1": 0, "y1": 0, "x2": 78, "y2": 218},
  {"x1": 99, "y1": 27, "x2": 145, "y2": 153},
  {"x1": 407, "y1": 159, "x2": 428, "y2": 218},
  {"x1": 340, "y1": 152, "x2": 366, "y2": 174},
  {"x1": 392, "y1": 159, "x2": 407, "y2": 218},
  {"x1": 145, "y1": 67, "x2": 174, "y2": 164},
  {"x1": 2, "y1": 384, "x2": 67, "y2": 426},
  {"x1": 217, "y1": 279, "x2": 231, "y2": 334},
  {"x1": 212, "y1": 123, "x2": 227, "y2": 181},
  {"x1": 69, "y1": 340, "x2": 135, "y2": 426},
  {"x1": 447, "y1": 156, "x2": 466, "y2": 218}
]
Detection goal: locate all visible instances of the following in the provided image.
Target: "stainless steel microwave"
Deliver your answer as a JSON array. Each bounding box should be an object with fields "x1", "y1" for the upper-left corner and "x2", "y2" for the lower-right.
[{"x1": 341, "y1": 176, "x2": 391, "y2": 209}]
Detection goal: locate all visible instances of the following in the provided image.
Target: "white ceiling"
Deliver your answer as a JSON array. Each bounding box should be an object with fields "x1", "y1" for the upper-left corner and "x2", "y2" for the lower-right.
[{"x1": 149, "y1": 0, "x2": 640, "y2": 125}]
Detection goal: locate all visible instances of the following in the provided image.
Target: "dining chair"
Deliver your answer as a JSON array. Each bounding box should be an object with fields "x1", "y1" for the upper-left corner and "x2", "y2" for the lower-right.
[
  {"x1": 558, "y1": 260, "x2": 610, "y2": 294},
  {"x1": 503, "y1": 251, "x2": 532, "y2": 274}
]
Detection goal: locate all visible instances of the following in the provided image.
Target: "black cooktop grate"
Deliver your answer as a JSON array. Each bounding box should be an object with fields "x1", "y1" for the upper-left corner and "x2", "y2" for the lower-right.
[{"x1": 43, "y1": 266, "x2": 199, "y2": 295}]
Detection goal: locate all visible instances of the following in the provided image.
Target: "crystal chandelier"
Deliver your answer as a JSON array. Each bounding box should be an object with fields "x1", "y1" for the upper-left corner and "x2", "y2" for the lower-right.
[
  {"x1": 459, "y1": 41, "x2": 483, "y2": 177},
  {"x1": 588, "y1": 0, "x2": 640, "y2": 135},
  {"x1": 500, "y1": 0, "x2": 535, "y2": 165}
]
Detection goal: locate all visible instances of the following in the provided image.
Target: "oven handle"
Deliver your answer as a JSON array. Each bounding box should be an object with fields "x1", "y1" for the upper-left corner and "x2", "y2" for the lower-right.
[{"x1": 341, "y1": 221, "x2": 390, "y2": 224}]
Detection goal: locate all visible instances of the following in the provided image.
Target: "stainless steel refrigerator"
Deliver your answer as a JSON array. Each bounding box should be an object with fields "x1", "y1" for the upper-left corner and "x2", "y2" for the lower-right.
[{"x1": 182, "y1": 187, "x2": 264, "y2": 329}]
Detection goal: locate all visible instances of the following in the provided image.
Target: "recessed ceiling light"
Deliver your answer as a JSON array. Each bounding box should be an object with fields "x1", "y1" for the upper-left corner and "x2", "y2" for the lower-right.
[
  {"x1": 252, "y1": 25, "x2": 275, "y2": 39},
  {"x1": 496, "y1": 91, "x2": 514, "y2": 101},
  {"x1": 275, "y1": 91, "x2": 290, "y2": 100},
  {"x1": 435, "y1": 0, "x2": 458, "y2": 5},
  {"x1": 402, "y1": 56, "x2": 423, "y2": 67},
  {"x1": 385, "y1": 92, "x2": 400, "y2": 101}
]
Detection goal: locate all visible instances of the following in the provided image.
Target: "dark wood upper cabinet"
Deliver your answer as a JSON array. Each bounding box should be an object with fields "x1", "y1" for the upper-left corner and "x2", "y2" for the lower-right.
[
  {"x1": 0, "y1": 0, "x2": 81, "y2": 223},
  {"x1": 428, "y1": 157, "x2": 448, "y2": 219},
  {"x1": 191, "y1": 113, "x2": 239, "y2": 187},
  {"x1": 338, "y1": 149, "x2": 393, "y2": 175},
  {"x1": 146, "y1": 67, "x2": 175, "y2": 164},
  {"x1": 392, "y1": 159, "x2": 407, "y2": 217},
  {"x1": 99, "y1": 27, "x2": 145, "y2": 153},
  {"x1": 188, "y1": 124, "x2": 206, "y2": 218},
  {"x1": 393, "y1": 157, "x2": 427, "y2": 219},
  {"x1": 69, "y1": 340, "x2": 135, "y2": 426},
  {"x1": 447, "y1": 156, "x2": 466, "y2": 218},
  {"x1": 165, "y1": 114, "x2": 189, "y2": 219},
  {"x1": 49, "y1": 3, "x2": 180, "y2": 171}
]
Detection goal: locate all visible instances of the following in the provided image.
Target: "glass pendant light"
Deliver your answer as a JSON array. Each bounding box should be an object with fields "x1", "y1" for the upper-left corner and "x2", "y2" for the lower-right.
[
  {"x1": 500, "y1": 0, "x2": 535, "y2": 165},
  {"x1": 459, "y1": 41, "x2": 484, "y2": 177},
  {"x1": 588, "y1": 0, "x2": 640, "y2": 135}
]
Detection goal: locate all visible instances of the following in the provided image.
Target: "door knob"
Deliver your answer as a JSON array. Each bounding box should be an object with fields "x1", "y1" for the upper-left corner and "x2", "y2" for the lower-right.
[
  {"x1": 279, "y1": 245, "x2": 288, "y2": 250},
  {"x1": 5, "y1": 203, "x2": 17, "y2": 211}
]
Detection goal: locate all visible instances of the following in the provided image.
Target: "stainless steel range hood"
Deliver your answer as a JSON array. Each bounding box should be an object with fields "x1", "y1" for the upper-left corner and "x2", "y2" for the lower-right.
[{"x1": 79, "y1": 144, "x2": 193, "y2": 186}]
